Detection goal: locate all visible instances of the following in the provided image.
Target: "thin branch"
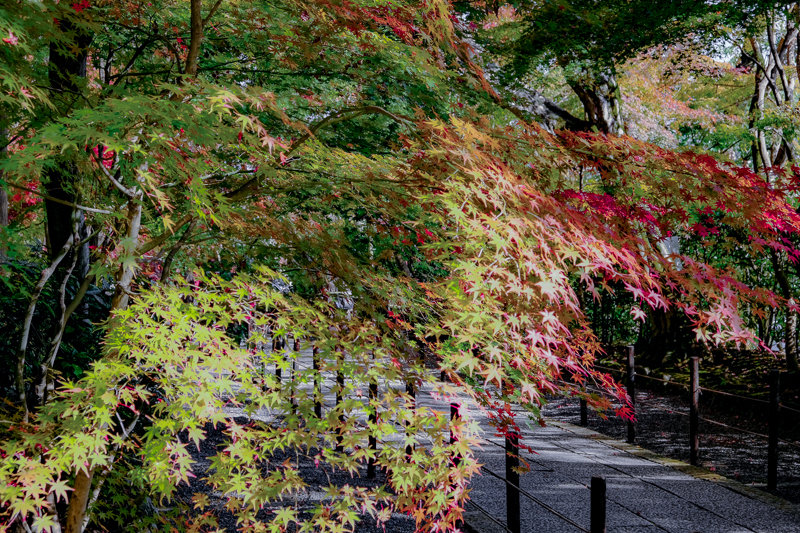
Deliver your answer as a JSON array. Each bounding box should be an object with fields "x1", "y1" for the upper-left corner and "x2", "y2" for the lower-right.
[
  {"x1": 108, "y1": 68, "x2": 175, "y2": 82},
  {"x1": 160, "y1": 220, "x2": 195, "y2": 281},
  {"x1": 739, "y1": 46, "x2": 782, "y2": 105},
  {"x1": 0, "y1": 134, "x2": 22, "y2": 153},
  {"x1": 37, "y1": 273, "x2": 96, "y2": 407},
  {"x1": 224, "y1": 105, "x2": 415, "y2": 202},
  {"x1": 35, "y1": 227, "x2": 80, "y2": 408},
  {"x1": 140, "y1": 105, "x2": 413, "y2": 256},
  {"x1": 113, "y1": 37, "x2": 156, "y2": 84},
  {"x1": 115, "y1": 412, "x2": 139, "y2": 440},
  {"x1": 137, "y1": 214, "x2": 192, "y2": 256},
  {"x1": 91, "y1": 151, "x2": 136, "y2": 197},
  {"x1": 767, "y1": 14, "x2": 792, "y2": 103},
  {"x1": 288, "y1": 105, "x2": 414, "y2": 156},
  {"x1": 15, "y1": 233, "x2": 74, "y2": 422},
  {"x1": 202, "y1": 0, "x2": 225, "y2": 26},
  {"x1": 5, "y1": 181, "x2": 114, "y2": 214},
  {"x1": 80, "y1": 412, "x2": 138, "y2": 532}
]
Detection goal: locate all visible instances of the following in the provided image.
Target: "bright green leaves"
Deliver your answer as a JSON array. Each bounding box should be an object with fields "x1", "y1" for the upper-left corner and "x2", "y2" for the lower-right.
[{"x1": 0, "y1": 269, "x2": 478, "y2": 531}]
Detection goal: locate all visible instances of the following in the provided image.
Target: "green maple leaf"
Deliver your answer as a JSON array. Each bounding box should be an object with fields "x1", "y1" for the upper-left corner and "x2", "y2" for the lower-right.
[
  {"x1": 31, "y1": 514, "x2": 57, "y2": 532},
  {"x1": 50, "y1": 478, "x2": 72, "y2": 504}
]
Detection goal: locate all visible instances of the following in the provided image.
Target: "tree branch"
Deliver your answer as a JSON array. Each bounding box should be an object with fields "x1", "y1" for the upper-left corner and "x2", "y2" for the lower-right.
[
  {"x1": 5, "y1": 181, "x2": 113, "y2": 215},
  {"x1": 767, "y1": 14, "x2": 793, "y2": 103},
  {"x1": 160, "y1": 220, "x2": 195, "y2": 281},
  {"x1": 36, "y1": 273, "x2": 96, "y2": 407},
  {"x1": 202, "y1": 0, "x2": 225, "y2": 26},
  {"x1": 91, "y1": 151, "x2": 137, "y2": 198},
  {"x1": 15, "y1": 233, "x2": 74, "y2": 421}
]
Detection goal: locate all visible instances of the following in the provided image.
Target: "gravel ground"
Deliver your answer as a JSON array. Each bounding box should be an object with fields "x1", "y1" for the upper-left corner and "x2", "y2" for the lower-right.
[
  {"x1": 177, "y1": 419, "x2": 417, "y2": 533},
  {"x1": 541, "y1": 385, "x2": 800, "y2": 504}
]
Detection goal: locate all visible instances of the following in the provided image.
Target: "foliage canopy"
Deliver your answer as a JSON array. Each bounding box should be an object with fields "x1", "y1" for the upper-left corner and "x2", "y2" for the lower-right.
[{"x1": 3, "y1": 0, "x2": 800, "y2": 531}]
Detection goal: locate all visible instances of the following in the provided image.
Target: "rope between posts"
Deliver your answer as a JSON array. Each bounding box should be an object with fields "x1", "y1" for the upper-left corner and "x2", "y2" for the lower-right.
[
  {"x1": 636, "y1": 373, "x2": 690, "y2": 388},
  {"x1": 594, "y1": 365, "x2": 787, "y2": 407},
  {"x1": 480, "y1": 435, "x2": 509, "y2": 451},
  {"x1": 697, "y1": 416, "x2": 800, "y2": 450},
  {"x1": 698, "y1": 386, "x2": 769, "y2": 405},
  {"x1": 593, "y1": 364, "x2": 689, "y2": 389},
  {"x1": 636, "y1": 401, "x2": 800, "y2": 450},
  {"x1": 620, "y1": 396, "x2": 800, "y2": 450},
  {"x1": 780, "y1": 403, "x2": 800, "y2": 416},
  {"x1": 464, "y1": 501, "x2": 515, "y2": 533},
  {"x1": 479, "y1": 466, "x2": 590, "y2": 532},
  {"x1": 697, "y1": 415, "x2": 770, "y2": 440}
]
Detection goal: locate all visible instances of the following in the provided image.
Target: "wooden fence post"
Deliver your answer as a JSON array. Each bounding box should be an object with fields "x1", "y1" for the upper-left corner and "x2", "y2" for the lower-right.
[
  {"x1": 291, "y1": 337, "x2": 298, "y2": 412},
  {"x1": 502, "y1": 378, "x2": 520, "y2": 533},
  {"x1": 689, "y1": 356, "x2": 700, "y2": 466},
  {"x1": 312, "y1": 346, "x2": 321, "y2": 418},
  {"x1": 444, "y1": 370, "x2": 463, "y2": 531},
  {"x1": 590, "y1": 476, "x2": 606, "y2": 533},
  {"x1": 580, "y1": 396, "x2": 588, "y2": 426},
  {"x1": 368, "y1": 352, "x2": 378, "y2": 479},
  {"x1": 336, "y1": 349, "x2": 344, "y2": 453},
  {"x1": 768, "y1": 369, "x2": 780, "y2": 491},
  {"x1": 405, "y1": 369, "x2": 415, "y2": 457},
  {"x1": 505, "y1": 431, "x2": 521, "y2": 533},
  {"x1": 273, "y1": 335, "x2": 283, "y2": 380},
  {"x1": 626, "y1": 345, "x2": 636, "y2": 444}
]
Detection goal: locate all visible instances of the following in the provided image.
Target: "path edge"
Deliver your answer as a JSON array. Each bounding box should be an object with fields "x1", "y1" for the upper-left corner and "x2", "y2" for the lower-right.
[{"x1": 546, "y1": 418, "x2": 800, "y2": 519}]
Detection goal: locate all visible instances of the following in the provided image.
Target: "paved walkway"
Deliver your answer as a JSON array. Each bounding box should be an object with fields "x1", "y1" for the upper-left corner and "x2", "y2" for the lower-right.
[
  {"x1": 235, "y1": 342, "x2": 800, "y2": 532},
  {"x1": 464, "y1": 416, "x2": 800, "y2": 533}
]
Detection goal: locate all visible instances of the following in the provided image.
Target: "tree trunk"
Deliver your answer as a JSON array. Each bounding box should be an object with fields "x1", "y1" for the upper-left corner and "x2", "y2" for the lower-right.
[
  {"x1": 771, "y1": 251, "x2": 799, "y2": 372},
  {"x1": 568, "y1": 70, "x2": 624, "y2": 135},
  {"x1": 46, "y1": 16, "x2": 100, "y2": 533},
  {"x1": 785, "y1": 308, "x2": 799, "y2": 372},
  {"x1": 64, "y1": 192, "x2": 141, "y2": 533},
  {"x1": 64, "y1": 467, "x2": 94, "y2": 533},
  {"x1": 1, "y1": 128, "x2": 8, "y2": 262},
  {"x1": 46, "y1": 18, "x2": 91, "y2": 267}
]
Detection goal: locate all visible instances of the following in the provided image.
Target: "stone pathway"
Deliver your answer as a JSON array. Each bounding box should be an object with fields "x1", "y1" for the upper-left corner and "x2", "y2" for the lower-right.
[
  {"x1": 465, "y1": 416, "x2": 800, "y2": 533},
  {"x1": 225, "y1": 342, "x2": 800, "y2": 532}
]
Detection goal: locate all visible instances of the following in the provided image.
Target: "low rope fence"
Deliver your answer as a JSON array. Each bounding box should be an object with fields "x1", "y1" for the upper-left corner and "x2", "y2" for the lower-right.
[
  {"x1": 250, "y1": 332, "x2": 800, "y2": 531},
  {"x1": 252, "y1": 333, "x2": 609, "y2": 533},
  {"x1": 583, "y1": 347, "x2": 800, "y2": 491}
]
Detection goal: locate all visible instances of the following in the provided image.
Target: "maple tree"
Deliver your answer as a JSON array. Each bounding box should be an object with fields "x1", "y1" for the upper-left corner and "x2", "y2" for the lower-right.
[{"x1": 2, "y1": 1, "x2": 800, "y2": 532}]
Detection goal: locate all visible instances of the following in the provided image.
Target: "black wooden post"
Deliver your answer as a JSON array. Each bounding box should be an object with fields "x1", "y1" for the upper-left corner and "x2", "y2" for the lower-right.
[
  {"x1": 626, "y1": 345, "x2": 636, "y2": 444},
  {"x1": 336, "y1": 350, "x2": 344, "y2": 452},
  {"x1": 405, "y1": 373, "x2": 415, "y2": 457},
  {"x1": 259, "y1": 327, "x2": 268, "y2": 391},
  {"x1": 312, "y1": 346, "x2": 321, "y2": 418},
  {"x1": 273, "y1": 335, "x2": 283, "y2": 381},
  {"x1": 768, "y1": 369, "x2": 780, "y2": 491},
  {"x1": 368, "y1": 352, "x2": 379, "y2": 479},
  {"x1": 291, "y1": 337, "x2": 298, "y2": 412},
  {"x1": 590, "y1": 476, "x2": 606, "y2": 533},
  {"x1": 689, "y1": 356, "x2": 700, "y2": 466},
  {"x1": 506, "y1": 431, "x2": 521, "y2": 533},
  {"x1": 580, "y1": 396, "x2": 588, "y2": 426},
  {"x1": 450, "y1": 401, "x2": 458, "y2": 444}
]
